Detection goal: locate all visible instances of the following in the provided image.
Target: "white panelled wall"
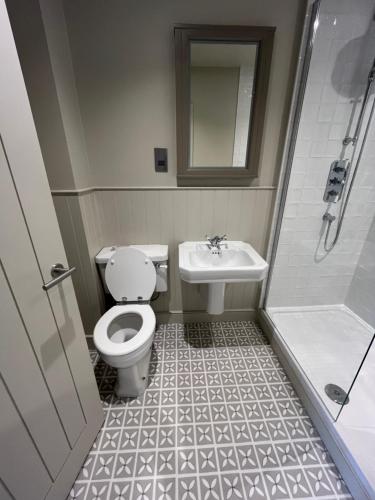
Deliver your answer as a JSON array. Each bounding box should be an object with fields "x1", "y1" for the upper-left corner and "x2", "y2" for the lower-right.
[
  {"x1": 54, "y1": 187, "x2": 275, "y2": 334},
  {"x1": 267, "y1": 0, "x2": 375, "y2": 308}
]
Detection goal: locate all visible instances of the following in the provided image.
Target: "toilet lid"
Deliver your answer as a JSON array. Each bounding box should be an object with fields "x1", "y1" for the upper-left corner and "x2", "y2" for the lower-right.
[{"x1": 105, "y1": 247, "x2": 156, "y2": 302}]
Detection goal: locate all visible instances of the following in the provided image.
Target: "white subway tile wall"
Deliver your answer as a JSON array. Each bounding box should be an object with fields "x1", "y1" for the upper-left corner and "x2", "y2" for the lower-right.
[{"x1": 267, "y1": 0, "x2": 375, "y2": 308}]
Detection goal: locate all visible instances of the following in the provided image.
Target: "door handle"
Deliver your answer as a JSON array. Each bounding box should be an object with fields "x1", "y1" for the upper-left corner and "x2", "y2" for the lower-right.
[{"x1": 42, "y1": 263, "x2": 76, "y2": 291}]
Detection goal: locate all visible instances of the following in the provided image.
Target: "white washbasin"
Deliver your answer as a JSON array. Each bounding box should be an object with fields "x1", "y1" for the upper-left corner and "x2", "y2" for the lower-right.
[
  {"x1": 179, "y1": 241, "x2": 268, "y2": 283},
  {"x1": 179, "y1": 241, "x2": 268, "y2": 315}
]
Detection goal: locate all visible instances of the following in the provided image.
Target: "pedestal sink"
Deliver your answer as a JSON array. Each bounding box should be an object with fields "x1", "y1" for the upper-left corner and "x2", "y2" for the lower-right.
[{"x1": 179, "y1": 241, "x2": 268, "y2": 314}]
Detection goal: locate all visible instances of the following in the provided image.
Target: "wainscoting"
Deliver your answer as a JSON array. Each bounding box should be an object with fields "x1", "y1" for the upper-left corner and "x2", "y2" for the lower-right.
[{"x1": 53, "y1": 187, "x2": 276, "y2": 336}]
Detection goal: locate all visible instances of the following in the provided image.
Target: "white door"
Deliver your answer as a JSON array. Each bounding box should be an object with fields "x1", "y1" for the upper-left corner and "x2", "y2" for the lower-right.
[{"x1": 0, "y1": 2, "x2": 104, "y2": 499}]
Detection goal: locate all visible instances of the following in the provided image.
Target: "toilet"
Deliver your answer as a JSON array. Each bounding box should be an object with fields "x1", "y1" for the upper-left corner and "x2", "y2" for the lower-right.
[{"x1": 94, "y1": 245, "x2": 168, "y2": 397}]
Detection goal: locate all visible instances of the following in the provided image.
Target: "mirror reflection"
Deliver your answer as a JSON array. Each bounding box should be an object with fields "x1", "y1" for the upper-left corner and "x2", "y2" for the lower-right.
[{"x1": 189, "y1": 42, "x2": 258, "y2": 168}]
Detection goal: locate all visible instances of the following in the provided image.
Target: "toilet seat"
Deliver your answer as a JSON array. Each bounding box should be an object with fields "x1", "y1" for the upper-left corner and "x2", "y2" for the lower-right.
[
  {"x1": 105, "y1": 247, "x2": 156, "y2": 302},
  {"x1": 94, "y1": 304, "x2": 156, "y2": 357}
]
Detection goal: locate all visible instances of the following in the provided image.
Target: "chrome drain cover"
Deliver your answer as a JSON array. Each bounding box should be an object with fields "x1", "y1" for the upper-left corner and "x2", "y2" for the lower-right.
[{"x1": 325, "y1": 384, "x2": 349, "y2": 405}]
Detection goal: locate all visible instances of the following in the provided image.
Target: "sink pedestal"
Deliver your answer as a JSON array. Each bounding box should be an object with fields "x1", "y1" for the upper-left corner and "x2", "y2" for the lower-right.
[{"x1": 207, "y1": 283, "x2": 225, "y2": 315}]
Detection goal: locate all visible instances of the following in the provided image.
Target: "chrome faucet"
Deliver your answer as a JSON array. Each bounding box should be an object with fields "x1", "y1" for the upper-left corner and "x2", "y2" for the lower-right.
[{"x1": 206, "y1": 234, "x2": 227, "y2": 254}]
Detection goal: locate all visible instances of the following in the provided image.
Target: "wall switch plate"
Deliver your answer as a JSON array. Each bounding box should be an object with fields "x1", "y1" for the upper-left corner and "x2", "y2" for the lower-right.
[{"x1": 154, "y1": 148, "x2": 168, "y2": 172}]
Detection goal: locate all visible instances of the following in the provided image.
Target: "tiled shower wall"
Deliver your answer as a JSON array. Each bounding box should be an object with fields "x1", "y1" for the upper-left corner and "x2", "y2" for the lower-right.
[
  {"x1": 54, "y1": 187, "x2": 275, "y2": 335},
  {"x1": 267, "y1": 0, "x2": 375, "y2": 308}
]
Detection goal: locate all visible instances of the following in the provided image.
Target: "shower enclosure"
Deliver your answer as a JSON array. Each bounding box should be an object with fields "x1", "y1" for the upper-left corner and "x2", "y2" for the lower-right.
[{"x1": 262, "y1": 0, "x2": 375, "y2": 424}]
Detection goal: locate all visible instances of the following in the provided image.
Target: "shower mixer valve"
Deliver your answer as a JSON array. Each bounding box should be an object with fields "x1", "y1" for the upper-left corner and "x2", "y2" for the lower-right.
[{"x1": 323, "y1": 159, "x2": 349, "y2": 203}]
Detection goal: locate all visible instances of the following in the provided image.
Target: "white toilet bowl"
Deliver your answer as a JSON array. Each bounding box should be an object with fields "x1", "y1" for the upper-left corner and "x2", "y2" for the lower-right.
[
  {"x1": 94, "y1": 304, "x2": 156, "y2": 397},
  {"x1": 93, "y1": 246, "x2": 164, "y2": 397}
]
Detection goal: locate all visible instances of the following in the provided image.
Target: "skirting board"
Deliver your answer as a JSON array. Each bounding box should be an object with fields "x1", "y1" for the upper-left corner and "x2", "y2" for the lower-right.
[
  {"x1": 258, "y1": 309, "x2": 372, "y2": 500},
  {"x1": 155, "y1": 309, "x2": 258, "y2": 324}
]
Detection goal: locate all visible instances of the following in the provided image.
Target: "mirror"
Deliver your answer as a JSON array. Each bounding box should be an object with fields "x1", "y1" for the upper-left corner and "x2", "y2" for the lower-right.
[
  {"x1": 175, "y1": 25, "x2": 275, "y2": 186},
  {"x1": 190, "y1": 42, "x2": 257, "y2": 168}
]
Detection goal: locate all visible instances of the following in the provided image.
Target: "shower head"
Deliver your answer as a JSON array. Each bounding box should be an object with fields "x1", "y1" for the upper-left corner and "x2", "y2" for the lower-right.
[{"x1": 330, "y1": 16, "x2": 375, "y2": 100}]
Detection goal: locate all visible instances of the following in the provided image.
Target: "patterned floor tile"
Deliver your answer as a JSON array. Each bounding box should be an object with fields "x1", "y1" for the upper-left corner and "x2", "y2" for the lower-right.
[
  {"x1": 67, "y1": 321, "x2": 353, "y2": 500},
  {"x1": 199, "y1": 475, "x2": 221, "y2": 500},
  {"x1": 178, "y1": 476, "x2": 198, "y2": 500},
  {"x1": 242, "y1": 472, "x2": 267, "y2": 500},
  {"x1": 107, "y1": 482, "x2": 132, "y2": 500},
  {"x1": 67, "y1": 483, "x2": 88, "y2": 500},
  {"x1": 156, "y1": 449, "x2": 176, "y2": 475},
  {"x1": 220, "y1": 473, "x2": 245, "y2": 499},
  {"x1": 113, "y1": 451, "x2": 136, "y2": 478},
  {"x1": 263, "y1": 470, "x2": 290, "y2": 499},
  {"x1": 85, "y1": 482, "x2": 109, "y2": 500}
]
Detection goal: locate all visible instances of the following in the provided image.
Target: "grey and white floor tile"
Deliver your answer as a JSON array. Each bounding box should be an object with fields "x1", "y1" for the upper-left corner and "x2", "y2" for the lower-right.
[{"x1": 68, "y1": 321, "x2": 352, "y2": 500}]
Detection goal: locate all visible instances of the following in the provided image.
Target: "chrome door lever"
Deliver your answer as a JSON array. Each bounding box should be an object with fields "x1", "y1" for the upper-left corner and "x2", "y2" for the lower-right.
[{"x1": 42, "y1": 263, "x2": 76, "y2": 291}]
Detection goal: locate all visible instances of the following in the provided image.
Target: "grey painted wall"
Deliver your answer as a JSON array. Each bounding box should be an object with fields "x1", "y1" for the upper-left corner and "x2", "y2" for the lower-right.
[
  {"x1": 63, "y1": 0, "x2": 305, "y2": 188},
  {"x1": 7, "y1": 0, "x2": 91, "y2": 190}
]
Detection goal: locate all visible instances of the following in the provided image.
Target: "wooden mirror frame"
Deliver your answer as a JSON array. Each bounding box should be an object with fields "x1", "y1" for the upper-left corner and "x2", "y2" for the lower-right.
[{"x1": 175, "y1": 24, "x2": 275, "y2": 186}]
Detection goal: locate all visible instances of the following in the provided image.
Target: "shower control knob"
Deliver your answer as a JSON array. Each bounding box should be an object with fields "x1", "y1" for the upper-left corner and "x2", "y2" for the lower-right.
[
  {"x1": 329, "y1": 177, "x2": 341, "y2": 185},
  {"x1": 333, "y1": 165, "x2": 345, "y2": 173},
  {"x1": 328, "y1": 190, "x2": 338, "y2": 197}
]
